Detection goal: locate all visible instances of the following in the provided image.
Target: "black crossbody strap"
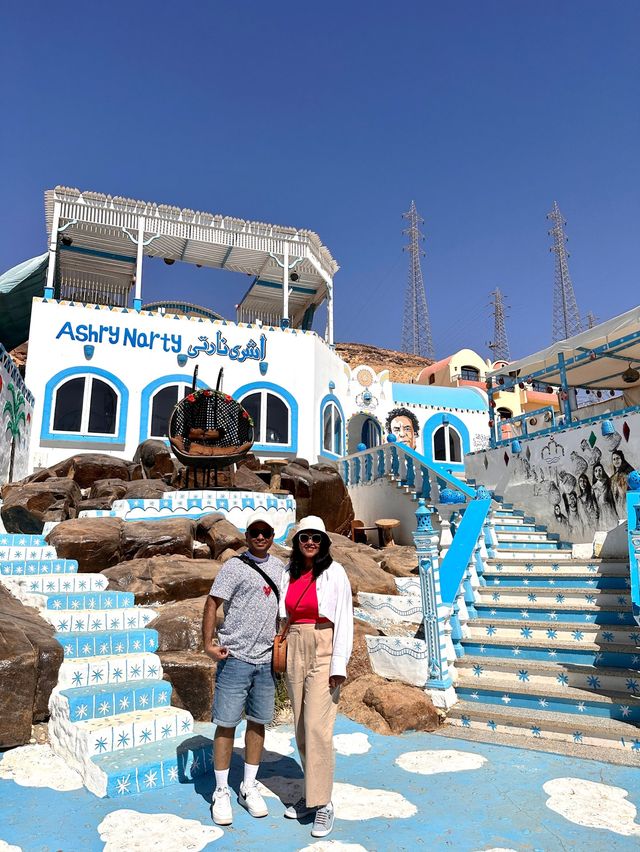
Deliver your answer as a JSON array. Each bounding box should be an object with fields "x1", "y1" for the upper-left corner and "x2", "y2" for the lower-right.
[{"x1": 237, "y1": 553, "x2": 280, "y2": 603}]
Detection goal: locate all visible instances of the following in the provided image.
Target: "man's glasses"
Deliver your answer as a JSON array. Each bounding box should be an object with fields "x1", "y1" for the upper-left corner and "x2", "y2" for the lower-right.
[
  {"x1": 248, "y1": 527, "x2": 273, "y2": 539},
  {"x1": 299, "y1": 533, "x2": 323, "y2": 544}
]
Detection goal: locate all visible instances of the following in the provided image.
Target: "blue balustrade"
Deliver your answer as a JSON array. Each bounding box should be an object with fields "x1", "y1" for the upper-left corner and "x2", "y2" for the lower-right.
[
  {"x1": 364, "y1": 454, "x2": 373, "y2": 482},
  {"x1": 627, "y1": 473, "x2": 640, "y2": 627},
  {"x1": 406, "y1": 456, "x2": 415, "y2": 488}
]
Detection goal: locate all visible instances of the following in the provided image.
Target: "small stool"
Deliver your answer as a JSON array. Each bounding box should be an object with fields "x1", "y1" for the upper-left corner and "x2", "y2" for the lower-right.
[
  {"x1": 375, "y1": 518, "x2": 400, "y2": 547},
  {"x1": 263, "y1": 458, "x2": 288, "y2": 492}
]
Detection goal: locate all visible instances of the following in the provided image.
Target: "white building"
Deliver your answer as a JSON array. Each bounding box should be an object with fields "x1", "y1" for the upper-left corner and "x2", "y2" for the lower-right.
[{"x1": 21, "y1": 187, "x2": 488, "y2": 472}]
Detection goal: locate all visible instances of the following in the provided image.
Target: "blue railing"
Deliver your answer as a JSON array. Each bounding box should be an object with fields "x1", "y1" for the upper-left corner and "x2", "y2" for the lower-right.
[
  {"x1": 439, "y1": 498, "x2": 491, "y2": 605},
  {"x1": 341, "y1": 441, "x2": 477, "y2": 504},
  {"x1": 627, "y1": 481, "x2": 640, "y2": 627}
]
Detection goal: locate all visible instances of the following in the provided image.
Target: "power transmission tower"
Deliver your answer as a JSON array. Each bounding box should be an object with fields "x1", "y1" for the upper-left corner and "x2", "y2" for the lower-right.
[
  {"x1": 548, "y1": 201, "x2": 583, "y2": 342},
  {"x1": 585, "y1": 311, "x2": 598, "y2": 329},
  {"x1": 401, "y1": 200, "x2": 435, "y2": 359},
  {"x1": 488, "y1": 288, "x2": 511, "y2": 362}
]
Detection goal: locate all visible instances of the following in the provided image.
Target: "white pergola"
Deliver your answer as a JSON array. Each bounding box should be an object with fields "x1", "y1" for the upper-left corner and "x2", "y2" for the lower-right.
[{"x1": 44, "y1": 186, "x2": 339, "y2": 342}]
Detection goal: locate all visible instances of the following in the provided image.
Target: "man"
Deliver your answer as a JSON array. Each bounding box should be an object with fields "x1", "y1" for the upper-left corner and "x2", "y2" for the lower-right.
[
  {"x1": 385, "y1": 407, "x2": 420, "y2": 450},
  {"x1": 202, "y1": 507, "x2": 284, "y2": 826}
]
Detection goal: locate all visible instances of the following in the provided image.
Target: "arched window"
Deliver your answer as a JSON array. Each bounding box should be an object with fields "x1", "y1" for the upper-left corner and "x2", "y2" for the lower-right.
[
  {"x1": 241, "y1": 390, "x2": 290, "y2": 446},
  {"x1": 361, "y1": 417, "x2": 381, "y2": 449},
  {"x1": 433, "y1": 424, "x2": 462, "y2": 463},
  {"x1": 52, "y1": 375, "x2": 118, "y2": 435},
  {"x1": 460, "y1": 365, "x2": 480, "y2": 382},
  {"x1": 150, "y1": 383, "x2": 192, "y2": 438},
  {"x1": 322, "y1": 402, "x2": 343, "y2": 455},
  {"x1": 497, "y1": 407, "x2": 512, "y2": 420}
]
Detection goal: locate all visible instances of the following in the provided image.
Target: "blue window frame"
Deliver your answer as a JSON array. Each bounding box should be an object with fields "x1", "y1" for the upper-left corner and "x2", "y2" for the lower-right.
[
  {"x1": 319, "y1": 394, "x2": 345, "y2": 458},
  {"x1": 139, "y1": 374, "x2": 207, "y2": 443},
  {"x1": 41, "y1": 367, "x2": 128, "y2": 446},
  {"x1": 234, "y1": 381, "x2": 298, "y2": 454}
]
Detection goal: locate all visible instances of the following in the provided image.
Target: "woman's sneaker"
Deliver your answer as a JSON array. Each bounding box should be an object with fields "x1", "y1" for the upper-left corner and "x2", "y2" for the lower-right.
[
  {"x1": 283, "y1": 796, "x2": 315, "y2": 819},
  {"x1": 311, "y1": 802, "x2": 335, "y2": 837},
  {"x1": 211, "y1": 786, "x2": 233, "y2": 825},
  {"x1": 238, "y1": 781, "x2": 269, "y2": 818}
]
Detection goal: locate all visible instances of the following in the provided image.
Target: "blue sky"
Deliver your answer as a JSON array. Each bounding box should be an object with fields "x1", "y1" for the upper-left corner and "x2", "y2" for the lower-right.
[{"x1": 2, "y1": 2, "x2": 638, "y2": 360}]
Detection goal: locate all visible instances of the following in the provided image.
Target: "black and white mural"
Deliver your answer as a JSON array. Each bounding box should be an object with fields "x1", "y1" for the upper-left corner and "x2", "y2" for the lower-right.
[{"x1": 465, "y1": 412, "x2": 640, "y2": 543}]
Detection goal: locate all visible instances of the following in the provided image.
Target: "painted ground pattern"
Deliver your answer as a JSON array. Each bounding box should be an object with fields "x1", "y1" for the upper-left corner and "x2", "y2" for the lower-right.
[{"x1": 2, "y1": 716, "x2": 640, "y2": 851}]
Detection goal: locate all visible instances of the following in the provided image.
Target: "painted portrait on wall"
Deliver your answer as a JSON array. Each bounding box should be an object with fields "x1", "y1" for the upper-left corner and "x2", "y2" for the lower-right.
[{"x1": 385, "y1": 407, "x2": 419, "y2": 450}]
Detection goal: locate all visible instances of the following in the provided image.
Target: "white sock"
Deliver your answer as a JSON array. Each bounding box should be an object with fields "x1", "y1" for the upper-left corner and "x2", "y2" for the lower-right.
[
  {"x1": 243, "y1": 763, "x2": 259, "y2": 788},
  {"x1": 214, "y1": 769, "x2": 229, "y2": 790}
]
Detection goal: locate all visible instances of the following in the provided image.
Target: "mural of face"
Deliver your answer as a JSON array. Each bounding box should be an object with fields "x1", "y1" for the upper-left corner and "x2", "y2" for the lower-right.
[{"x1": 390, "y1": 415, "x2": 416, "y2": 449}]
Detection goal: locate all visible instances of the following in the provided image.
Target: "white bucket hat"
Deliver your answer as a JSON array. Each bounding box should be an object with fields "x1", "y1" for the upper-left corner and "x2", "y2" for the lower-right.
[
  {"x1": 295, "y1": 515, "x2": 327, "y2": 536},
  {"x1": 245, "y1": 507, "x2": 274, "y2": 534}
]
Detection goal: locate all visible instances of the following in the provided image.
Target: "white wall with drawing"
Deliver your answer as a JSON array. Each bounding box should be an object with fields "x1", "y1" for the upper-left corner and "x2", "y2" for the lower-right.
[
  {"x1": 465, "y1": 411, "x2": 640, "y2": 543},
  {"x1": 0, "y1": 345, "x2": 34, "y2": 484}
]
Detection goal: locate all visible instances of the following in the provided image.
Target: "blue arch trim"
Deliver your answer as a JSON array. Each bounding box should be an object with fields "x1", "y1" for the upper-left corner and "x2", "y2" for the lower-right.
[
  {"x1": 41, "y1": 366, "x2": 129, "y2": 445},
  {"x1": 319, "y1": 393, "x2": 346, "y2": 459},
  {"x1": 421, "y1": 412, "x2": 470, "y2": 470},
  {"x1": 139, "y1": 374, "x2": 208, "y2": 443},
  {"x1": 233, "y1": 381, "x2": 298, "y2": 454}
]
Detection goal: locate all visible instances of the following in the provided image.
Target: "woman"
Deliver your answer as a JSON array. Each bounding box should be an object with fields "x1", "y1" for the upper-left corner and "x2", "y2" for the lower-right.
[
  {"x1": 592, "y1": 462, "x2": 618, "y2": 528},
  {"x1": 577, "y1": 473, "x2": 599, "y2": 530},
  {"x1": 563, "y1": 490, "x2": 582, "y2": 533},
  {"x1": 610, "y1": 449, "x2": 635, "y2": 518},
  {"x1": 279, "y1": 516, "x2": 353, "y2": 839}
]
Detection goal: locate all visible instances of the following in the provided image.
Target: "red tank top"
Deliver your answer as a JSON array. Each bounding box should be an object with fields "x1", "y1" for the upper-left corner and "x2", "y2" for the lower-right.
[{"x1": 286, "y1": 572, "x2": 330, "y2": 624}]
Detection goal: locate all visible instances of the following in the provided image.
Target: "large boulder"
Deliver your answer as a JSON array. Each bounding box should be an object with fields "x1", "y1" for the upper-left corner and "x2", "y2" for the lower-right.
[
  {"x1": 134, "y1": 439, "x2": 181, "y2": 482},
  {"x1": 89, "y1": 479, "x2": 129, "y2": 502},
  {"x1": 52, "y1": 453, "x2": 133, "y2": 488},
  {"x1": 123, "y1": 480, "x2": 177, "y2": 500},
  {"x1": 379, "y1": 545, "x2": 418, "y2": 577},
  {"x1": 160, "y1": 651, "x2": 216, "y2": 721},
  {"x1": 0, "y1": 586, "x2": 63, "y2": 746},
  {"x1": 328, "y1": 538, "x2": 397, "y2": 597},
  {"x1": 120, "y1": 519, "x2": 195, "y2": 562},
  {"x1": 148, "y1": 596, "x2": 217, "y2": 652},
  {"x1": 281, "y1": 460, "x2": 354, "y2": 536},
  {"x1": 47, "y1": 518, "x2": 123, "y2": 571},
  {"x1": 103, "y1": 555, "x2": 222, "y2": 604},
  {"x1": 196, "y1": 514, "x2": 245, "y2": 559},
  {"x1": 340, "y1": 674, "x2": 441, "y2": 735},
  {"x1": 233, "y1": 465, "x2": 269, "y2": 492},
  {"x1": 1, "y1": 479, "x2": 82, "y2": 533},
  {"x1": 347, "y1": 619, "x2": 380, "y2": 682}
]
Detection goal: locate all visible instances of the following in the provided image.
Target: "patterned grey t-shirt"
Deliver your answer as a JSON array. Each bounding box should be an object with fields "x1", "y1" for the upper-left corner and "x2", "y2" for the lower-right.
[{"x1": 209, "y1": 553, "x2": 284, "y2": 664}]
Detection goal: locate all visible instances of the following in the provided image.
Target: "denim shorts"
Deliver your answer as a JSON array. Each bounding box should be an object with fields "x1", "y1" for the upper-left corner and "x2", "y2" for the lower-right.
[{"x1": 212, "y1": 655, "x2": 276, "y2": 727}]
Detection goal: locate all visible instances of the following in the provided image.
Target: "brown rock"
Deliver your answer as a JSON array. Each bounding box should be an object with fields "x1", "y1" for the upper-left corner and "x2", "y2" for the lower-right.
[
  {"x1": 347, "y1": 619, "x2": 381, "y2": 682},
  {"x1": 196, "y1": 514, "x2": 245, "y2": 558},
  {"x1": 89, "y1": 479, "x2": 129, "y2": 501},
  {"x1": 0, "y1": 585, "x2": 63, "y2": 746},
  {"x1": 148, "y1": 596, "x2": 219, "y2": 652},
  {"x1": 54, "y1": 454, "x2": 132, "y2": 488},
  {"x1": 79, "y1": 498, "x2": 117, "y2": 512},
  {"x1": 47, "y1": 518, "x2": 123, "y2": 571},
  {"x1": 340, "y1": 673, "x2": 441, "y2": 735},
  {"x1": 123, "y1": 480, "x2": 176, "y2": 500},
  {"x1": 379, "y1": 545, "x2": 418, "y2": 577},
  {"x1": 120, "y1": 519, "x2": 195, "y2": 562},
  {"x1": 233, "y1": 465, "x2": 270, "y2": 492},
  {"x1": 159, "y1": 651, "x2": 216, "y2": 721},
  {"x1": 134, "y1": 439, "x2": 181, "y2": 482},
  {"x1": 237, "y1": 453, "x2": 261, "y2": 471},
  {"x1": 1, "y1": 479, "x2": 82, "y2": 533},
  {"x1": 103, "y1": 555, "x2": 222, "y2": 604},
  {"x1": 330, "y1": 541, "x2": 397, "y2": 597},
  {"x1": 281, "y1": 460, "x2": 354, "y2": 536}
]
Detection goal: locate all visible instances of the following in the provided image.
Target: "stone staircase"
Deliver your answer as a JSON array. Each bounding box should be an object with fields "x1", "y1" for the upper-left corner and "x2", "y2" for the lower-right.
[
  {"x1": 0, "y1": 533, "x2": 214, "y2": 797},
  {"x1": 357, "y1": 505, "x2": 640, "y2": 759}
]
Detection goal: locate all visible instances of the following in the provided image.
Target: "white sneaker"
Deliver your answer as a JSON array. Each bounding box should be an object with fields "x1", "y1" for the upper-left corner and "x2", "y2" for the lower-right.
[
  {"x1": 311, "y1": 802, "x2": 335, "y2": 838},
  {"x1": 284, "y1": 796, "x2": 315, "y2": 819},
  {"x1": 238, "y1": 780, "x2": 269, "y2": 818},
  {"x1": 211, "y1": 786, "x2": 233, "y2": 825}
]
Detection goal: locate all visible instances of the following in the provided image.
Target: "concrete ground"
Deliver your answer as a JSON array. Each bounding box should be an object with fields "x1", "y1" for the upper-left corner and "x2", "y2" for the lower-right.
[{"x1": 1, "y1": 714, "x2": 640, "y2": 851}]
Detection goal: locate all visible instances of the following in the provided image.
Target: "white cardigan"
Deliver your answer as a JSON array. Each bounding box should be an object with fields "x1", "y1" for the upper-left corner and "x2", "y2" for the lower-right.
[{"x1": 279, "y1": 560, "x2": 354, "y2": 678}]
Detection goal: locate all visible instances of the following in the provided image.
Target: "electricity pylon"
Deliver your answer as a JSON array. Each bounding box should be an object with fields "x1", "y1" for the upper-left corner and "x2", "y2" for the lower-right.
[
  {"x1": 488, "y1": 288, "x2": 511, "y2": 362},
  {"x1": 548, "y1": 201, "x2": 582, "y2": 342},
  {"x1": 401, "y1": 201, "x2": 435, "y2": 359}
]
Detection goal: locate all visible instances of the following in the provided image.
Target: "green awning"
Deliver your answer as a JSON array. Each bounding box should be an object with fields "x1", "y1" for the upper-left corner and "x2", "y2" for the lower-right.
[{"x1": 0, "y1": 253, "x2": 48, "y2": 351}]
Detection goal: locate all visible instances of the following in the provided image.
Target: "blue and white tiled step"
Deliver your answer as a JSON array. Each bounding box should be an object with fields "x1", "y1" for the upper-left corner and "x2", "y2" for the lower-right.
[
  {"x1": 0, "y1": 531, "x2": 210, "y2": 797},
  {"x1": 447, "y1": 504, "x2": 640, "y2": 756}
]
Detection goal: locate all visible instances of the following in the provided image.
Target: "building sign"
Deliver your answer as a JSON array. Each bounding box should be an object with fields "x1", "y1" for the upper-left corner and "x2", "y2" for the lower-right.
[{"x1": 55, "y1": 323, "x2": 267, "y2": 363}]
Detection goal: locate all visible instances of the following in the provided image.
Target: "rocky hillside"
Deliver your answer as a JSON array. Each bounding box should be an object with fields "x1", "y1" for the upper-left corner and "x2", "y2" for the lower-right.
[{"x1": 335, "y1": 342, "x2": 433, "y2": 383}]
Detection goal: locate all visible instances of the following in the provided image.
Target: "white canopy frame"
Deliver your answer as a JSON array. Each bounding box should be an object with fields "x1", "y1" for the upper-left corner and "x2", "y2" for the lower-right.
[{"x1": 44, "y1": 186, "x2": 339, "y2": 342}]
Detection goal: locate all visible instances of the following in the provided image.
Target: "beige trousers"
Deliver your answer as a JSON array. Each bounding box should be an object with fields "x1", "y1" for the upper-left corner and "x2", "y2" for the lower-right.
[{"x1": 285, "y1": 622, "x2": 339, "y2": 807}]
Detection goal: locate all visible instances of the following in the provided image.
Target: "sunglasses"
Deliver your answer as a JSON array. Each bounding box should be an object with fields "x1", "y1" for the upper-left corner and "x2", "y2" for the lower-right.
[
  {"x1": 299, "y1": 533, "x2": 323, "y2": 544},
  {"x1": 248, "y1": 527, "x2": 273, "y2": 539}
]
